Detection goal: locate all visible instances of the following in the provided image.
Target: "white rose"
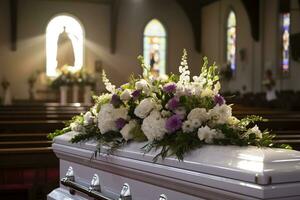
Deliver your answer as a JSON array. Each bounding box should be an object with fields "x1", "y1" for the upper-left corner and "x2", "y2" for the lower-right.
[
  {"x1": 120, "y1": 89, "x2": 132, "y2": 101},
  {"x1": 209, "y1": 104, "x2": 232, "y2": 124},
  {"x1": 83, "y1": 111, "x2": 94, "y2": 126},
  {"x1": 187, "y1": 108, "x2": 209, "y2": 122},
  {"x1": 134, "y1": 98, "x2": 155, "y2": 118},
  {"x1": 120, "y1": 120, "x2": 137, "y2": 141},
  {"x1": 141, "y1": 111, "x2": 167, "y2": 141},
  {"x1": 197, "y1": 125, "x2": 224, "y2": 144}
]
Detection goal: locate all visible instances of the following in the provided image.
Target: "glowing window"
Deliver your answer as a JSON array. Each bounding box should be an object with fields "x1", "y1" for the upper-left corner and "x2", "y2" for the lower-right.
[
  {"x1": 143, "y1": 19, "x2": 166, "y2": 77},
  {"x1": 226, "y1": 11, "x2": 237, "y2": 71},
  {"x1": 46, "y1": 15, "x2": 84, "y2": 77},
  {"x1": 281, "y1": 13, "x2": 290, "y2": 73}
]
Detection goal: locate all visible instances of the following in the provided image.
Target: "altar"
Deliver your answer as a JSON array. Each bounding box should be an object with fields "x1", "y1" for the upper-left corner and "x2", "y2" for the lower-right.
[{"x1": 48, "y1": 132, "x2": 300, "y2": 200}]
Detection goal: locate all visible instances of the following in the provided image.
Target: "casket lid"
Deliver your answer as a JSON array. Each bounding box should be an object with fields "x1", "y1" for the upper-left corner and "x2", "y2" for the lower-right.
[{"x1": 54, "y1": 132, "x2": 300, "y2": 185}]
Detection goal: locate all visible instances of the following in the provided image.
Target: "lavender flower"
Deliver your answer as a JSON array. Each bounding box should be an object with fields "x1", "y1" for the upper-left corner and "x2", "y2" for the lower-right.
[
  {"x1": 111, "y1": 94, "x2": 122, "y2": 107},
  {"x1": 214, "y1": 94, "x2": 225, "y2": 106},
  {"x1": 166, "y1": 97, "x2": 180, "y2": 110},
  {"x1": 115, "y1": 118, "x2": 127, "y2": 130},
  {"x1": 163, "y1": 83, "x2": 176, "y2": 93},
  {"x1": 165, "y1": 114, "x2": 183, "y2": 133},
  {"x1": 131, "y1": 90, "x2": 141, "y2": 100}
]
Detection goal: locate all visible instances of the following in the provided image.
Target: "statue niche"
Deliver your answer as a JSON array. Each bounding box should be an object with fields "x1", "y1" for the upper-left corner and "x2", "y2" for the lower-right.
[{"x1": 56, "y1": 27, "x2": 75, "y2": 69}]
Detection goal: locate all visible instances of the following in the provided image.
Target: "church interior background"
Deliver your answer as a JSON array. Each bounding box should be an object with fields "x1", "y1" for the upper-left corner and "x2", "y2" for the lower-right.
[{"x1": 1, "y1": 0, "x2": 300, "y2": 199}]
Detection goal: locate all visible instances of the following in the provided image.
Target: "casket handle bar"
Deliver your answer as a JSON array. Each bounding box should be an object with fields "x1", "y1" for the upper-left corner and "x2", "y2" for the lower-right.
[{"x1": 61, "y1": 167, "x2": 132, "y2": 200}]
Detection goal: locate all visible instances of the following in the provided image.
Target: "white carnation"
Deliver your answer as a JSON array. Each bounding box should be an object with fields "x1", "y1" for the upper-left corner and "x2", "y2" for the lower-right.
[
  {"x1": 209, "y1": 104, "x2": 232, "y2": 124},
  {"x1": 182, "y1": 120, "x2": 194, "y2": 133},
  {"x1": 134, "y1": 98, "x2": 155, "y2": 118},
  {"x1": 120, "y1": 89, "x2": 132, "y2": 101},
  {"x1": 187, "y1": 108, "x2": 209, "y2": 122},
  {"x1": 120, "y1": 120, "x2": 137, "y2": 141},
  {"x1": 197, "y1": 126, "x2": 224, "y2": 144},
  {"x1": 83, "y1": 111, "x2": 94, "y2": 126},
  {"x1": 141, "y1": 111, "x2": 167, "y2": 141}
]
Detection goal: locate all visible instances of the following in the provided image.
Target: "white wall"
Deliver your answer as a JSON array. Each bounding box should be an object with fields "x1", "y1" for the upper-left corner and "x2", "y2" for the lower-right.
[{"x1": 0, "y1": 0, "x2": 201, "y2": 100}]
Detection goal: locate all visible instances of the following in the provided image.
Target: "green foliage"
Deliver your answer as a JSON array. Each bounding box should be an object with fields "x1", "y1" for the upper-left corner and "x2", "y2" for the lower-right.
[
  {"x1": 48, "y1": 127, "x2": 71, "y2": 140},
  {"x1": 238, "y1": 115, "x2": 267, "y2": 129},
  {"x1": 131, "y1": 123, "x2": 147, "y2": 142}
]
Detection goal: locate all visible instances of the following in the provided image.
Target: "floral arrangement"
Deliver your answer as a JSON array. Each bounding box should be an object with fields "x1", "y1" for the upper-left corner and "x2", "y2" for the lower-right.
[
  {"x1": 51, "y1": 66, "x2": 95, "y2": 89},
  {"x1": 49, "y1": 50, "x2": 290, "y2": 161}
]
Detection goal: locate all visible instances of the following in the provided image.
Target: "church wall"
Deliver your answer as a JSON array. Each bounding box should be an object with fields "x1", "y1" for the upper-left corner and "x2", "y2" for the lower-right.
[
  {"x1": 201, "y1": 0, "x2": 255, "y2": 94},
  {"x1": 0, "y1": 0, "x2": 200, "y2": 100}
]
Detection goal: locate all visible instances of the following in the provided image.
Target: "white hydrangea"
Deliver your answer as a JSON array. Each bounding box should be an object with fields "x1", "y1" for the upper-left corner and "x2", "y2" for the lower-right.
[
  {"x1": 120, "y1": 89, "x2": 132, "y2": 101},
  {"x1": 243, "y1": 125, "x2": 262, "y2": 139},
  {"x1": 187, "y1": 108, "x2": 209, "y2": 123},
  {"x1": 134, "y1": 98, "x2": 155, "y2": 119},
  {"x1": 197, "y1": 125, "x2": 224, "y2": 144},
  {"x1": 98, "y1": 103, "x2": 129, "y2": 134},
  {"x1": 120, "y1": 120, "x2": 137, "y2": 141},
  {"x1": 141, "y1": 110, "x2": 167, "y2": 141},
  {"x1": 209, "y1": 104, "x2": 232, "y2": 124},
  {"x1": 83, "y1": 111, "x2": 94, "y2": 126}
]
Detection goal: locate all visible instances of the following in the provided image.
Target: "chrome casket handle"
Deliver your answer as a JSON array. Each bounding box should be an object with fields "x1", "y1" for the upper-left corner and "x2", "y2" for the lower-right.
[
  {"x1": 118, "y1": 183, "x2": 132, "y2": 200},
  {"x1": 159, "y1": 194, "x2": 167, "y2": 200}
]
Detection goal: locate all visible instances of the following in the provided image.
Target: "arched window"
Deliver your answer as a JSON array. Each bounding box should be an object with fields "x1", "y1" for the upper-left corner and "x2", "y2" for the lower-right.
[
  {"x1": 281, "y1": 13, "x2": 290, "y2": 73},
  {"x1": 226, "y1": 10, "x2": 237, "y2": 71},
  {"x1": 143, "y1": 19, "x2": 166, "y2": 77},
  {"x1": 46, "y1": 14, "x2": 84, "y2": 77}
]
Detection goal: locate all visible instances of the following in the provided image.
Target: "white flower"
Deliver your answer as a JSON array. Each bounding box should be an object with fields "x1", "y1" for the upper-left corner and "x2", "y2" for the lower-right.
[
  {"x1": 102, "y1": 70, "x2": 116, "y2": 93},
  {"x1": 187, "y1": 108, "x2": 209, "y2": 122},
  {"x1": 120, "y1": 120, "x2": 137, "y2": 141},
  {"x1": 120, "y1": 89, "x2": 132, "y2": 101},
  {"x1": 244, "y1": 125, "x2": 262, "y2": 139},
  {"x1": 141, "y1": 110, "x2": 167, "y2": 141},
  {"x1": 134, "y1": 98, "x2": 155, "y2": 118},
  {"x1": 182, "y1": 120, "x2": 194, "y2": 133},
  {"x1": 191, "y1": 119, "x2": 202, "y2": 129},
  {"x1": 213, "y1": 81, "x2": 221, "y2": 94},
  {"x1": 161, "y1": 110, "x2": 172, "y2": 118},
  {"x1": 70, "y1": 122, "x2": 83, "y2": 132},
  {"x1": 98, "y1": 103, "x2": 129, "y2": 134},
  {"x1": 209, "y1": 104, "x2": 232, "y2": 124},
  {"x1": 83, "y1": 111, "x2": 94, "y2": 126},
  {"x1": 201, "y1": 88, "x2": 214, "y2": 98},
  {"x1": 228, "y1": 116, "x2": 240, "y2": 126},
  {"x1": 135, "y1": 79, "x2": 150, "y2": 93},
  {"x1": 197, "y1": 126, "x2": 224, "y2": 144}
]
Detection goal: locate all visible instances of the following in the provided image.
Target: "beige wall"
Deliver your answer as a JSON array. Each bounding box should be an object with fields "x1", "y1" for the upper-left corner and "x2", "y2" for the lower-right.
[{"x1": 0, "y1": 0, "x2": 201, "y2": 99}]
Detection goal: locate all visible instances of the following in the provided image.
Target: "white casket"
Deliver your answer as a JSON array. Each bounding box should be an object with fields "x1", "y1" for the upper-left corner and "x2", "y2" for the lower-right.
[{"x1": 48, "y1": 132, "x2": 300, "y2": 200}]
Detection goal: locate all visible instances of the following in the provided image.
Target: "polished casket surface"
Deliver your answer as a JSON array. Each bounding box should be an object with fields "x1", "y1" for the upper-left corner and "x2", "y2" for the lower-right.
[{"x1": 48, "y1": 132, "x2": 300, "y2": 200}]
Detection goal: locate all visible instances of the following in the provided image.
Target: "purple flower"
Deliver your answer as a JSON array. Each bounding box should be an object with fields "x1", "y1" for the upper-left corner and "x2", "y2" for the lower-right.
[
  {"x1": 111, "y1": 94, "x2": 122, "y2": 107},
  {"x1": 131, "y1": 90, "x2": 141, "y2": 100},
  {"x1": 115, "y1": 118, "x2": 127, "y2": 130},
  {"x1": 165, "y1": 114, "x2": 183, "y2": 133},
  {"x1": 214, "y1": 94, "x2": 225, "y2": 106},
  {"x1": 167, "y1": 97, "x2": 180, "y2": 110},
  {"x1": 163, "y1": 83, "x2": 176, "y2": 93}
]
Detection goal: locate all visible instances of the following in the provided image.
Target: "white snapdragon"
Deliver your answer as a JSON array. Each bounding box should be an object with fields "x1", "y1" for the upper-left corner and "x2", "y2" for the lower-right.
[
  {"x1": 120, "y1": 89, "x2": 132, "y2": 101},
  {"x1": 209, "y1": 104, "x2": 232, "y2": 124},
  {"x1": 120, "y1": 120, "x2": 137, "y2": 141},
  {"x1": 197, "y1": 125, "x2": 224, "y2": 144},
  {"x1": 83, "y1": 111, "x2": 94, "y2": 126},
  {"x1": 134, "y1": 98, "x2": 155, "y2": 119},
  {"x1": 102, "y1": 70, "x2": 116, "y2": 93},
  {"x1": 141, "y1": 110, "x2": 167, "y2": 141},
  {"x1": 243, "y1": 125, "x2": 262, "y2": 139},
  {"x1": 187, "y1": 108, "x2": 209, "y2": 123},
  {"x1": 98, "y1": 103, "x2": 129, "y2": 134}
]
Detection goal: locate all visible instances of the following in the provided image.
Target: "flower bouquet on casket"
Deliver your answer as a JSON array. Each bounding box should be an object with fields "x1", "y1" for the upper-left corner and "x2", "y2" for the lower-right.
[{"x1": 48, "y1": 49, "x2": 291, "y2": 161}]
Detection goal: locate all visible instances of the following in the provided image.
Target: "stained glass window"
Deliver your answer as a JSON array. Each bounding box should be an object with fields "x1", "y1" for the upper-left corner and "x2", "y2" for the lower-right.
[
  {"x1": 281, "y1": 13, "x2": 290, "y2": 73},
  {"x1": 143, "y1": 19, "x2": 166, "y2": 77},
  {"x1": 46, "y1": 15, "x2": 84, "y2": 77},
  {"x1": 226, "y1": 11, "x2": 237, "y2": 71}
]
